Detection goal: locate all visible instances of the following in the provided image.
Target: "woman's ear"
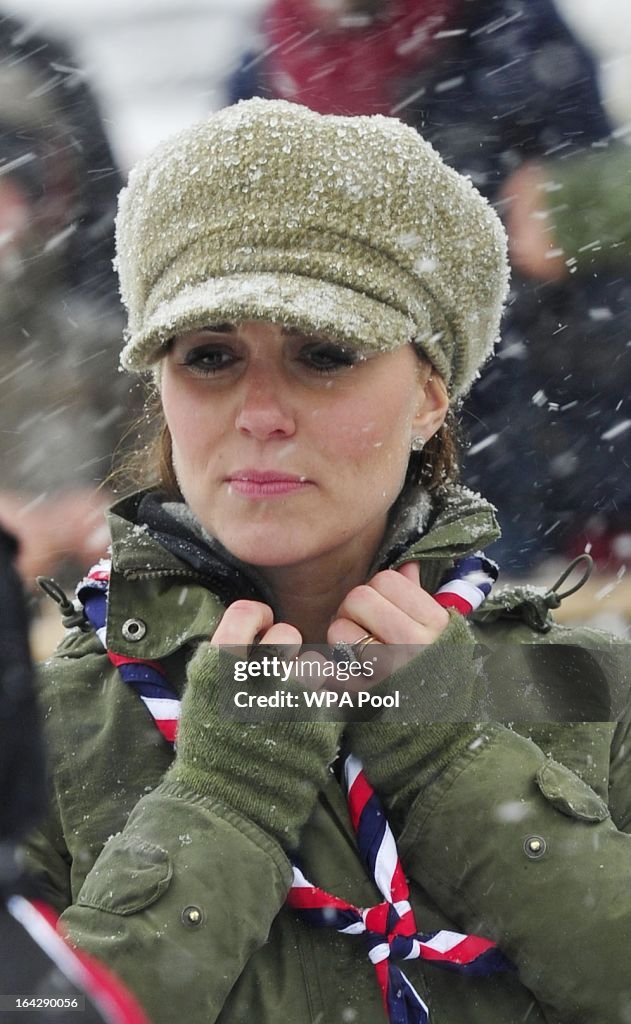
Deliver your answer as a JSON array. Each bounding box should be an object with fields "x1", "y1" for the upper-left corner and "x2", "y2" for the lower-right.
[{"x1": 412, "y1": 373, "x2": 449, "y2": 444}]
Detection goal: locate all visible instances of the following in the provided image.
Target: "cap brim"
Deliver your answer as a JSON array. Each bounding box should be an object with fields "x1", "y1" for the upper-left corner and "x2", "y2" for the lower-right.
[{"x1": 120, "y1": 272, "x2": 443, "y2": 374}]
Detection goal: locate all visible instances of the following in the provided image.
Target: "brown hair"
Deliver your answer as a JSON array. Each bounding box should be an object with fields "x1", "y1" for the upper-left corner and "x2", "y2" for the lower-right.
[{"x1": 406, "y1": 406, "x2": 461, "y2": 491}]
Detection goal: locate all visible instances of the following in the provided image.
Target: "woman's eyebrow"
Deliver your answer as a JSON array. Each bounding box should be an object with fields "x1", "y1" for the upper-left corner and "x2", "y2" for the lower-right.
[
  {"x1": 280, "y1": 326, "x2": 334, "y2": 341},
  {"x1": 200, "y1": 323, "x2": 235, "y2": 334}
]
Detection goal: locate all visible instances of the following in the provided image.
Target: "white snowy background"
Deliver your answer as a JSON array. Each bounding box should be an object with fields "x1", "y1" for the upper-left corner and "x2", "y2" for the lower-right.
[{"x1": 2, "y1": 0, "x2": 631, "y2": 170}]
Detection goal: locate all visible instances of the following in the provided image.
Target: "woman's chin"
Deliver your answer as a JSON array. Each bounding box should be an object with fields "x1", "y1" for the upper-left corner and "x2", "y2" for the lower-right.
[{"x1": 216, "y1": 531, "x2": 309, "y2": 569}]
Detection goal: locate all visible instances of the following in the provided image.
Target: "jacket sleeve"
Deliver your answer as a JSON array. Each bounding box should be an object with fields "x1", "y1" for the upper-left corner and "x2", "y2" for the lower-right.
[
  {"x1": 60, "y1": 778, "x2": 293, "y2": 1024},
  {"x1": 608, "y1": 701, "x2": 631, "y2": 833},
  {"x1": 399, "y1": 725, "x2": 631, "y2": 1024},
  {"x1": 22, "y1": 810, "x2": 73, "y2": 915},
  {"x1": 355, "y1": 631, "x2": 631, "y2": 1024},
  {"x1": 547, "y1": 147, "x2": 631, "y2": 269},
  {"x1": 22, "y1": 764, "x2": 292, "y2": 1024},
  {"x1": 24, "y1": 635, "x2": 336, "y2": 1024}
]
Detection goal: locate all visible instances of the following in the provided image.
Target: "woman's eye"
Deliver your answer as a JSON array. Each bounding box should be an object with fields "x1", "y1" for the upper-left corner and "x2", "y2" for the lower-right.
[
  {"x1": 300, "y1": 343, "x2": 359, "y2": 373},
  {"x1": 180, "y1": 346, "x2": 236, "y2": 375}
]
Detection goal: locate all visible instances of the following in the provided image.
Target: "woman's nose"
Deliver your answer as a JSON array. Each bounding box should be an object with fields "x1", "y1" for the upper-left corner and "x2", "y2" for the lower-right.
[{"x1": 234, "y1": 374, "x2": 296, "y2": 440}]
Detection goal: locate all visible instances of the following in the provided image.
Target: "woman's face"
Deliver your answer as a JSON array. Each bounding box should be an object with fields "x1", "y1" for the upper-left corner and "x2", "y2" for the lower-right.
[{"x1": 160, "y1": 321, "x2": 448, "y2": 571}]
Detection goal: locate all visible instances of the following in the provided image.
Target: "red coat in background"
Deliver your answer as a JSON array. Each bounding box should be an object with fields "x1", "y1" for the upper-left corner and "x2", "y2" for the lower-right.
[{"x1": 264, "y1": 0, "x2": 460, "y2": 114}]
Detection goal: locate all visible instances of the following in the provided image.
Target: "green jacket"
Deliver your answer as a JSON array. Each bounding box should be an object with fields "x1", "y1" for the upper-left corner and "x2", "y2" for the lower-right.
[
  {"x1": 26, "y1": 487, "x2": 631, "y2": 1024},
  {"x1": 549, "y1": 145, "x2": 631, "y2": 271}
]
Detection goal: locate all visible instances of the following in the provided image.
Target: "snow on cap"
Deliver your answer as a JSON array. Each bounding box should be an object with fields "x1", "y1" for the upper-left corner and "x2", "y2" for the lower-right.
[{"x1": 116, "y1": 98, "x2": 509, "y2": 399}]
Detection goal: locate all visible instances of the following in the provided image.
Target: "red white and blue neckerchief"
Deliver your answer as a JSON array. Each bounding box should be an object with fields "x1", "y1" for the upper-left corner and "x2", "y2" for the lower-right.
[
  {"x1": 77, "y1": 561, "x2": 179, "y2": 744},
  {"x1": 433, "y1": 553, "x2": 497, "y2": 615},
  {"x1": 77, "y1": 552, "x2": 509, "y2": 1023}
]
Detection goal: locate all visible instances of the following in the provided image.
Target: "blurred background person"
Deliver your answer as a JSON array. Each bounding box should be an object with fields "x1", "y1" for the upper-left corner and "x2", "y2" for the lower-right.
[
  {"x1": 505, "y1": 147, "x2": 631, "y2": 280},
  {"x1": 0, "y1": 14, "x2": 127, "y2": 587},
  {"x1": 0, "y1": 524, "x2": 150, "y2": 1023},
  {"x1": 502, "y1": 147, "x2": 631, "y2": 572},
  {"x1": 228, "y1": 0, "x2": 630, "y2": 576}
]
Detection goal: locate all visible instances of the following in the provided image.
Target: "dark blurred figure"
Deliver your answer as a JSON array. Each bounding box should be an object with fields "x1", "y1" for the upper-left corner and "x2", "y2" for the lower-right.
[
  {"x1": 229, "y1": 0, "x2": 631, "y2": 574},
  {"x1": 0, "y1": 526, "x2": 46, "y2": 847},
  {"x1": 0, "y1": 526, "x2": 148, "y2": 1024},
  {"x1": 502, "y1": 148, "x2": 631, "y2": 572},
  {"x1": 0, "y1": 15, "x2": 128, "y2": 586}
]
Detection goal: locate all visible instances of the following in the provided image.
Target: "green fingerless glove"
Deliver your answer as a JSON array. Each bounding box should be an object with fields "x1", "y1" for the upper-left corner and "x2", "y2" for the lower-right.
[
  {"x1": 345, "y1": 612, "x2": 490, "y2": 828},
  {"x1": 167, "y1": 643, "x2": 343, "y2": 849}
]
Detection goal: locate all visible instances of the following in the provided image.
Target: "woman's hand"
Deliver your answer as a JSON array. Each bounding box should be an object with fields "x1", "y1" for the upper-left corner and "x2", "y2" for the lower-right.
[
  {"x1": 328, "y1": 561, "x2": 449, "y2": 645},
  {"x1": 173, "y1": 602, "x2": 342, "y2": 849},
  {"x1": 211, "y1": 601, "x2": 338, "y2": 692},
  {"x1": 327, "y1": 562, "x2": 450, "y2": 687},
  {"x1": 211, "y1": 599, "x2": 302, "y2": 651}
]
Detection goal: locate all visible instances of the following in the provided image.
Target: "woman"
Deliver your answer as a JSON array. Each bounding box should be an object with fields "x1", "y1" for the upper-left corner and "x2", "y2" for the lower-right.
[
  {"x1": 0, "y1": 13, "x2": 125, "y2": 586},
  {"x1": 26, "y1": 99, "x2": 631, "y2": 1024}
]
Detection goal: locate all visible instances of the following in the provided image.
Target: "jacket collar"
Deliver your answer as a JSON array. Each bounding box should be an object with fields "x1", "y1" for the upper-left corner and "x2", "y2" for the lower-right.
[{"x1": 104, "y1": 484, "x2": 500, "y2": 660}]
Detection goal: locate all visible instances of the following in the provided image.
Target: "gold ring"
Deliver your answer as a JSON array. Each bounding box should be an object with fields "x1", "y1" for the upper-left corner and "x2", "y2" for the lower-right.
[{"x1": 353, "y1": 633, "x2": 381, "y2": 658}]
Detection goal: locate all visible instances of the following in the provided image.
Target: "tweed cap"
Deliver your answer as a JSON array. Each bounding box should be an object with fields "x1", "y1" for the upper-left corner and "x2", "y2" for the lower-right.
[{"x1": 116, "y1": 98, "x2": 509, "y2": 398}]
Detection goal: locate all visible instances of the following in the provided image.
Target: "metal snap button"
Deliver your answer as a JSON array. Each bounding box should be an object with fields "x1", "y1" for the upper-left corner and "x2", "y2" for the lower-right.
[
  {"x1": 121, "y1": 618, "x2": 147, "y2": 642},
  {"x1": 181, "y1": 905, "x2": 203, "y2": 927},
  {"x1": 524, "y1": 835, "x2": 547, "y2": 859}
]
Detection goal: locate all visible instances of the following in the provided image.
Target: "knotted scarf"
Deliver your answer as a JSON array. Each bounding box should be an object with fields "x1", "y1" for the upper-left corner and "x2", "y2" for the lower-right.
[{"x1": 78, "y1": 552, "x2": 511, "y2": 1023}]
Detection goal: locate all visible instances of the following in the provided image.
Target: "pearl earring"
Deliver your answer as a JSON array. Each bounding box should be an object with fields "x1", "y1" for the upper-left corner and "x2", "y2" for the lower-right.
[{"x1": 410, "y1": 435, "x2": 425, "y2": 452}]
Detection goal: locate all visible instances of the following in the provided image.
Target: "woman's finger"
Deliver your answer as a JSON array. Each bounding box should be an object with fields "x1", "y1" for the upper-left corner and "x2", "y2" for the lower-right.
[
  {"x1": 368, "y1": 569, "x2": 449, "y2": 632},
  {"x1": 332, "y1": 584, "x2": 443, "y2": 645},
  {"x1": 327, "y1": 616, "x2": 381, "y2": 648},
  {"x1": 258, "y1": 621, "x2": 303, "y2": 655},
  {"x1": 295, "y1": 649, "x2": 332, "y2": 691},
  {"x1": 211, "y1": 599, "x2": 275, "y2": 647},
  {"x1": 396, "y1": 560, "x2": 421, "y2": 586},
  {"x1": 327, "y1": 616, "x2": 409, "y2": 691}
]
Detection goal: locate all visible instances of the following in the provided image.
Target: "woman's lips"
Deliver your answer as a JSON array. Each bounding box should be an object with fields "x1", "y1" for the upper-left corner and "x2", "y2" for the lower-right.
[{"x1": 225, "y1": 471, "x2": 312, "y2": 498}]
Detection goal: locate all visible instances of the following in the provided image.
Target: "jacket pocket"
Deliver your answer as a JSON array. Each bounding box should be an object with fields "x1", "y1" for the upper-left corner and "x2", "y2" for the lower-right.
[
  {"x1": 535, "y1": 760, "x2": 610, "y2": 823},
  {"x1": 77, "y1": 835, "x2": 173, "y2": 914}
]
